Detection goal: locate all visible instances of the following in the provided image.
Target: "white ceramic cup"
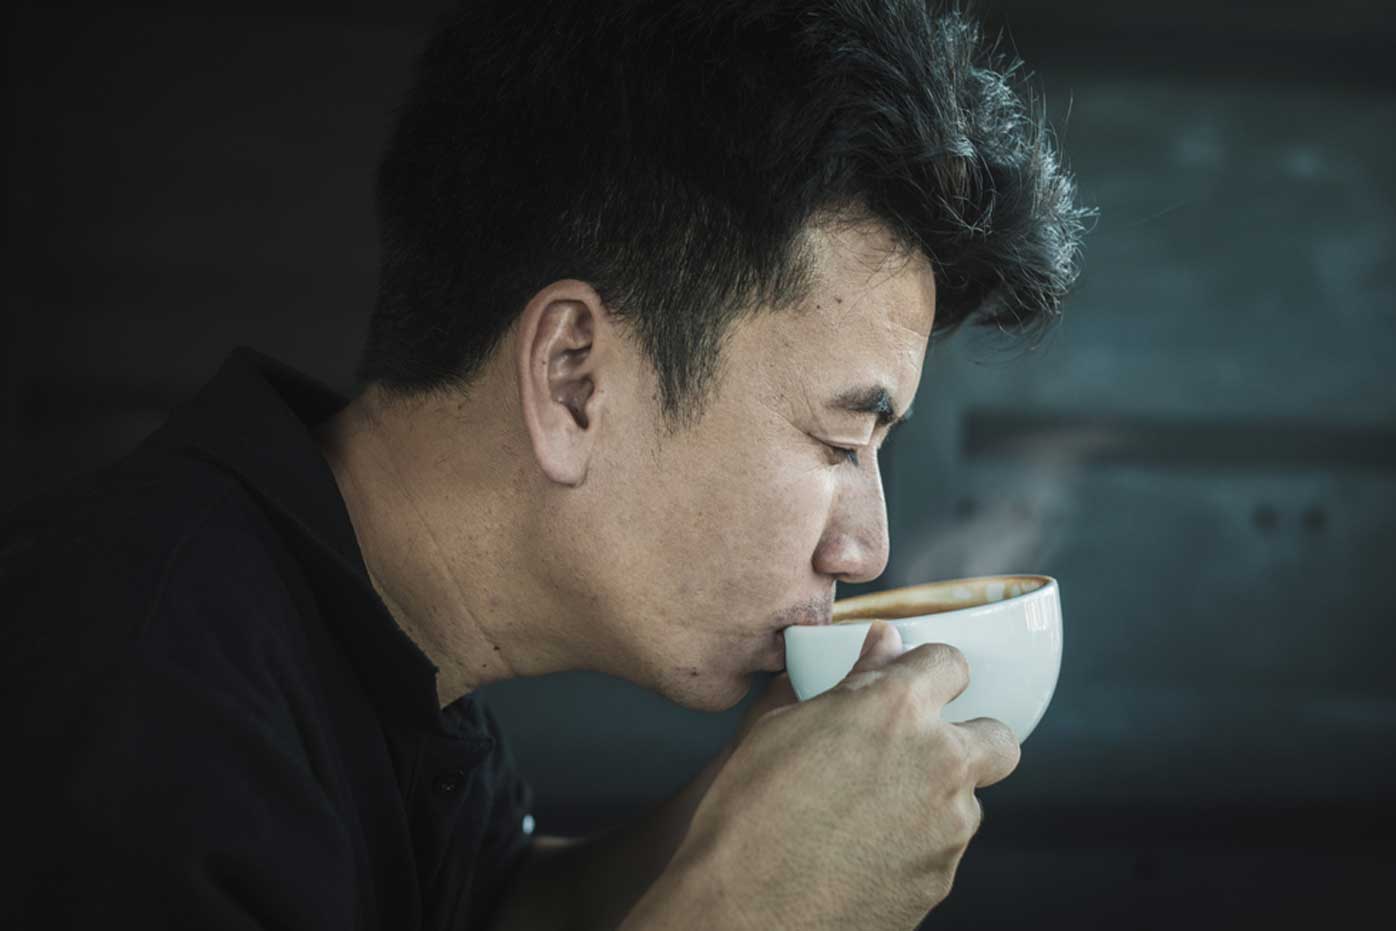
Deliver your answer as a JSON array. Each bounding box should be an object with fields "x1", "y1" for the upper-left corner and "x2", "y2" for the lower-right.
[{"x1": 783, "y1": 575, "x2": 1063, "y2": 743}]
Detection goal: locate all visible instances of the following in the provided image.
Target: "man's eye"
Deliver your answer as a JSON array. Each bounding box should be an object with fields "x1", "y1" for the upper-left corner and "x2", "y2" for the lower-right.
[{"x1": 821, "y1": 441, "x2": 861, "y2": 467}]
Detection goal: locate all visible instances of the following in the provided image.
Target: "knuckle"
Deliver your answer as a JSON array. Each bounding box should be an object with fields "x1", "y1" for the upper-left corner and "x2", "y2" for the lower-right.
[
  {"x1": 1004, "y1": 733, "x2": 1023, "y2": 771},
  {"x1": 939, "y1": 793, "x2": 981, "y2": 847},
  {"x1": 955, "y1": 801, "x2": 980, "y2": 842},
  {"x1": 927, "y1": 642, "x2": 970, "y2": 683},
  {"x1": 989, "y1": 719, "x2": 1022, "y2": 770},
  {"x1": 878, "y1": 676, "x2": 922, "y2": 727},
  {"x1": 931, "y1": 725, "x2": 974, "y2": 784},
  {"x1": 925, "y1": 872, "x2": 955, "y2": 908},
  {"x1": 945, "y1": 644, "x2": 971, "y2": 681}
]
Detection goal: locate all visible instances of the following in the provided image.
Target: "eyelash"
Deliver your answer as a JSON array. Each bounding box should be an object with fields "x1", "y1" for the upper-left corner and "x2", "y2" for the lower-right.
[{"x1": 822, "y1": 441, "x2": 862, "y2": 468}]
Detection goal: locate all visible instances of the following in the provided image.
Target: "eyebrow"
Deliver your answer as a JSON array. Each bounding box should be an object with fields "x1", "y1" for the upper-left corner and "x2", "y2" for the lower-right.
[{"x1": 828, "y1": 384, "x2": 914, "y2": 435}]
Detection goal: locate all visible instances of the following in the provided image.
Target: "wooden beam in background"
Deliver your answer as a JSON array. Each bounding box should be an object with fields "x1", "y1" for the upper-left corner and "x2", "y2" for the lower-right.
[{"x1": 963, "y1": 408, "x2": 1396, "y2": 471}]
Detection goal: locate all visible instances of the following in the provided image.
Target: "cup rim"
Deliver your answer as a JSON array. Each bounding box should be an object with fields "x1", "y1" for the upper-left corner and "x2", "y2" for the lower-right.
[{"x1": 829, "y1": 574, "x2": 1057, "y2": 624}]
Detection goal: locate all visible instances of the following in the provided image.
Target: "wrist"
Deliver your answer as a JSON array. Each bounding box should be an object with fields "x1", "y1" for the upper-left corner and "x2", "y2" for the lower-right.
[{"x1": 619, "y1": 831, "x2": 749, "y2": 931}]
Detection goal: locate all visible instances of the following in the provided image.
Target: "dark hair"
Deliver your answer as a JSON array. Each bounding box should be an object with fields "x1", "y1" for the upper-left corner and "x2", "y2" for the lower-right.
[{"x1": 360, "y1": 0, "x2": 1091, "y2": 427}]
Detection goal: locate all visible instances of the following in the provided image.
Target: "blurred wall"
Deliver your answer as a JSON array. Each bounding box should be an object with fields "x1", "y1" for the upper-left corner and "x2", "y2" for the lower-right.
[{"x1": 6, "y1": 1, "x2": 1394, "y2": 924}]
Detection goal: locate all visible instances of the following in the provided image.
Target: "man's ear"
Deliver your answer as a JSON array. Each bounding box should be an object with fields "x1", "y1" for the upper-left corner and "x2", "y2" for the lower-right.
[{"x1": 515, "y1": 280, "x2": 612, "y2": 486}]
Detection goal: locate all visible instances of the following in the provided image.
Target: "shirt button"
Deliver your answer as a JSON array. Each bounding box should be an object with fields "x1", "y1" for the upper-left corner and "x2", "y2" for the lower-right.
[{"x1": 433, "y1": 768, "x2": 466, "y2": 796}]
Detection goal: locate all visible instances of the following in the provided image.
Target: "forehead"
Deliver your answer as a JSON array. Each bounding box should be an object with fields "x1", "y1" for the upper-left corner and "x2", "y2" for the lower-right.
[
  {"x1": 730, "y1": 220, "x2": 937, "y2": 410},
  {"x1": 797, "y1": 219, "x2": 936, "y2": 348}
]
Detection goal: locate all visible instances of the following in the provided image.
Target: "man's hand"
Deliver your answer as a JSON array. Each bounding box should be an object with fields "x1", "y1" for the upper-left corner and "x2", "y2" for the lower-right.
[{"x1": 623, "y1": 621, "x2": 1021, "y2": 930}]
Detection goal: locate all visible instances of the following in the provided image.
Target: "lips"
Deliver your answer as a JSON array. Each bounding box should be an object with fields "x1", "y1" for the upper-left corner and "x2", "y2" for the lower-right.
[
  {"x1": 784, "y1": 608, "x2": 834, "y2": 627},
  {"x1": 765, "y1": 629, "x2": 789, "y2": 670}
]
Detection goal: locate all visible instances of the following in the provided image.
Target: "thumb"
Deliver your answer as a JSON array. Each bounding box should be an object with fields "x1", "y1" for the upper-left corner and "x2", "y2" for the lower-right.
[{"x1": 845, "y1": 620, "x2": 905, "y2": 678}]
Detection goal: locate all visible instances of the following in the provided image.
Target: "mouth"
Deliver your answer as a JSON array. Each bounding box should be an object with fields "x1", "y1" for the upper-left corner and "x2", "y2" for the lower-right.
[
  {"x1": 759, "y1": 595, "x2": 833, "y2": 671},
  {"x1": 764, "y1": 629, "x2": 789, "y2": 671},
  {"x1": 779, "y1": 597, "x2": 835, "y2": 629}
]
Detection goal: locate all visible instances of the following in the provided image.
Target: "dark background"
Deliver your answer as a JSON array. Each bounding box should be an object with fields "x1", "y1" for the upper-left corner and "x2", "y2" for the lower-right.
[{"x1": 6, "y1": 1, "x2": 1395, "y2": 926}]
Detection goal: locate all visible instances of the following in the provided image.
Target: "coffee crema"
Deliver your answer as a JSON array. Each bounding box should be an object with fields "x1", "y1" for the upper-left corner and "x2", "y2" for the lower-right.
[
  {"x1": 832, "y1": 603, "x2": 967, "y2": 624},
  {"x1": 831, "y1": 575, "x2": 1048, "y2": 624}
]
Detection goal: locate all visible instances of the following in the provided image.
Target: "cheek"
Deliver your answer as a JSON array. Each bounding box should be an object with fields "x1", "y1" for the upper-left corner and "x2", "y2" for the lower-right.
[{"x1": 686, "y1": 456, "x2": 835, "y2": 588}]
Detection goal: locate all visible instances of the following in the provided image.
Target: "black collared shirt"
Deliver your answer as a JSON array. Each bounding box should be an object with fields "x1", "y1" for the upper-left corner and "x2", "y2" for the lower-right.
[{"x1": 2, "y1": 348, "x2": 536, "y2": 930}]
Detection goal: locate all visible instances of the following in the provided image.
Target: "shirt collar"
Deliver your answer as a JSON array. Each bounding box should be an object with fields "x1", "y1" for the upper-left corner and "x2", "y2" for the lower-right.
[{"x1": 143, "y1": 346, "x2": 462, "y2": 733}]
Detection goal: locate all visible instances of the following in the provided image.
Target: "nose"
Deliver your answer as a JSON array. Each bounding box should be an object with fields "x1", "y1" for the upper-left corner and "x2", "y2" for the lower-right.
[{"x1": 811, "y1": 464, "x2": 890, "y2": 585}]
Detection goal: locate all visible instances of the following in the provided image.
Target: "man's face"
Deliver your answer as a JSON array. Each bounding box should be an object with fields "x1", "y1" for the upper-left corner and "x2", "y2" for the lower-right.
[{"x1": 581, "y1": 220, "x2": 937, "y2": 711}]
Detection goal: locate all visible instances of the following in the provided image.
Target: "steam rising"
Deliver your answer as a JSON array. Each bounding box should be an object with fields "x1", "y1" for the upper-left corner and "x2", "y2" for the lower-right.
[{"x1": 891, "y1": 427, "x2": 1112, "y2": 584}]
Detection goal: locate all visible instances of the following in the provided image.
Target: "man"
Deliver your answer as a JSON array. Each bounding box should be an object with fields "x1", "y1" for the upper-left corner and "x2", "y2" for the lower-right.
[{"x1": 4, "y1": 0, "x2": 1087, "y2": 928}]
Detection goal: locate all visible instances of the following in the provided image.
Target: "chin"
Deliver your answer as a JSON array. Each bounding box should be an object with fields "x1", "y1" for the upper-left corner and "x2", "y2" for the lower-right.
[{"x1": 661, "y1": 669, "x2": 755, "y2": 713}]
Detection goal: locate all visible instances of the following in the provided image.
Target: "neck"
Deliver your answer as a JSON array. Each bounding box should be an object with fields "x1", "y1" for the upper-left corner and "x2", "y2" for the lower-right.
[{"x1": 313, "y1": 386, "x2": 573, "y2": 708}]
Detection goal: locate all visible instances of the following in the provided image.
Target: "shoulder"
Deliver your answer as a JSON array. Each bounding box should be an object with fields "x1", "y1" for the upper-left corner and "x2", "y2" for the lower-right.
[
  {"x1": 2, "y1": 451, "x2": 360, "y2": 927},
  {"x1": 2, "y1": 445, "x2": 247, "y2": 597},
  {"x1": 0, "y1": 444, "x2": 309, "y2": 700}
]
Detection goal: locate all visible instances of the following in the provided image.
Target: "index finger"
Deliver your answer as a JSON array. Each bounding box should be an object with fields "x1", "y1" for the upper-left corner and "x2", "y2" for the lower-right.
[{"x1": 883, "y1": 640, "x2": 971, "y2": 709}]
